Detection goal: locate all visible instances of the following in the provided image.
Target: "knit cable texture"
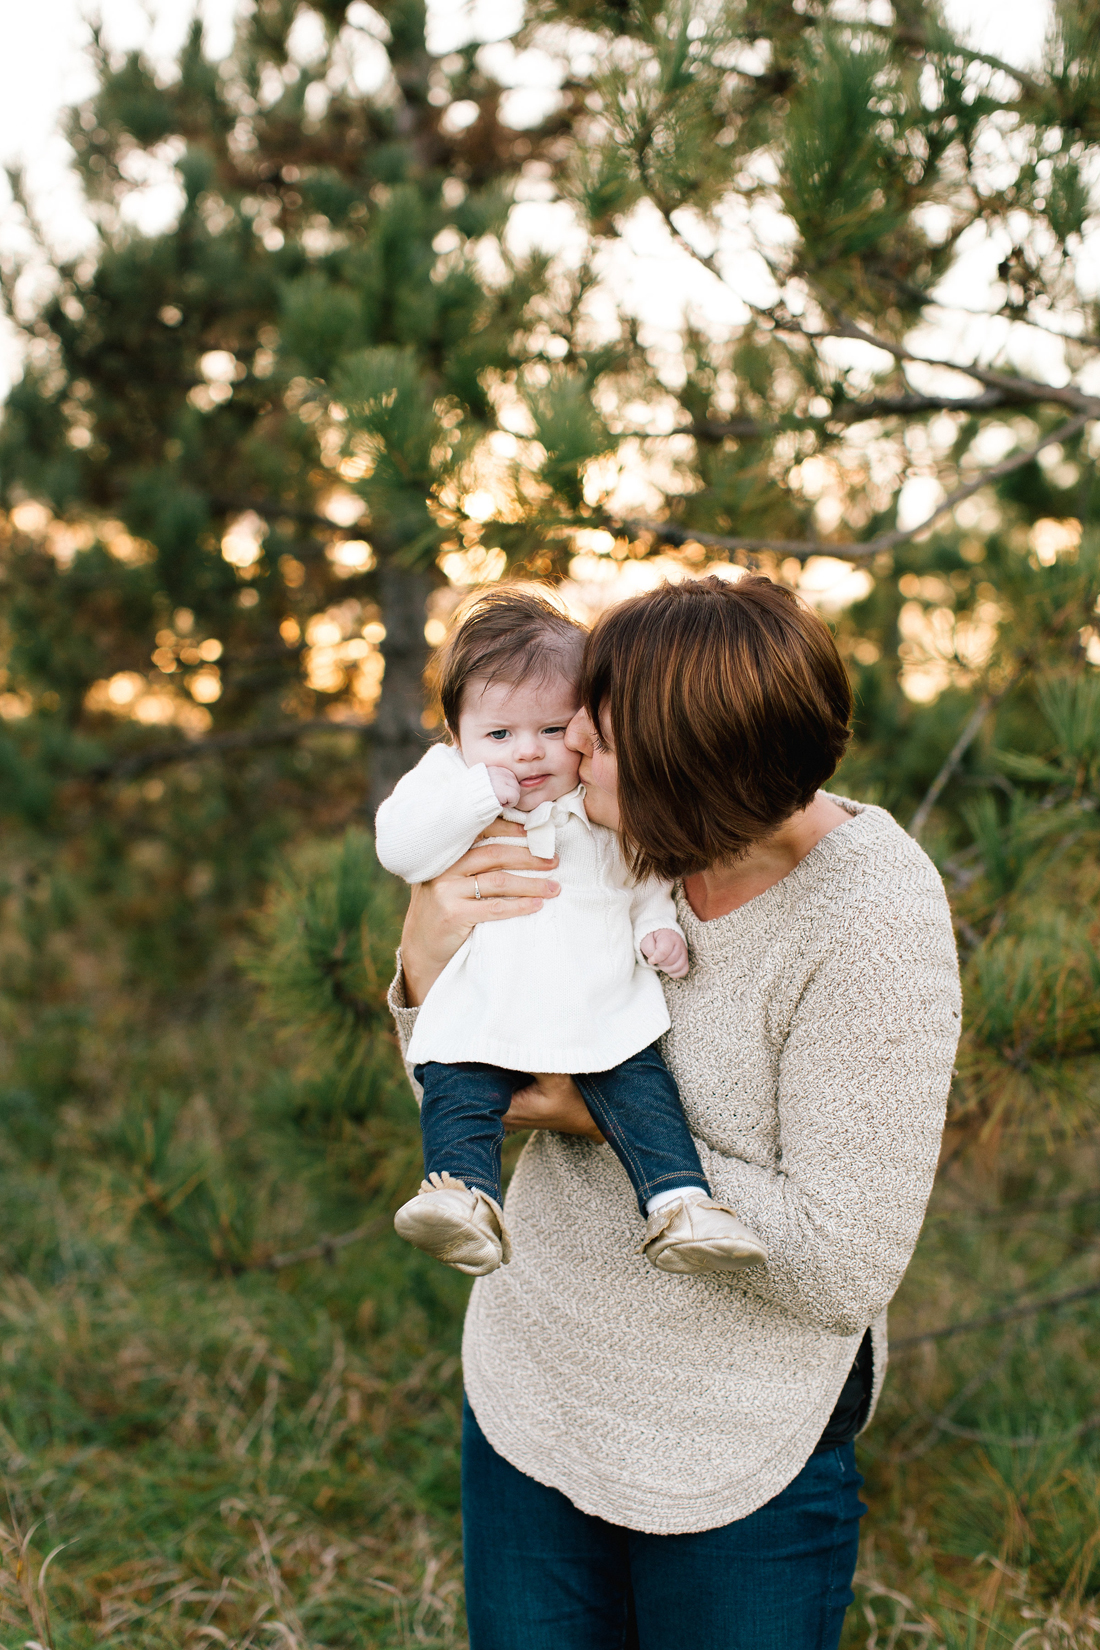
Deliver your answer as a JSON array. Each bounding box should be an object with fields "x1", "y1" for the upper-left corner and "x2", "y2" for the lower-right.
[{"x1": 388, "y1": 798, "x2": 961, "y2": 1533}]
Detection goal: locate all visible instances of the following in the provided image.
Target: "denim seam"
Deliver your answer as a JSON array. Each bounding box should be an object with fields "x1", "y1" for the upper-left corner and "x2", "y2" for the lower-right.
[
  {"x1": 574, "y1": 1079, "x2": 710, "y2": 1215},
  {"x1": 638, "y1": 1170, "x2": 710, "y2": 1189},
  {"x1": 434, "y1": 1169, "x2": 500, "y2": 1194},
  {"x1": 575, "y1": 1078, "x2": 648, "y2": 1183},
  {"x1": 818, "y1": 1451, "x2": 851, "y2": 1650}
]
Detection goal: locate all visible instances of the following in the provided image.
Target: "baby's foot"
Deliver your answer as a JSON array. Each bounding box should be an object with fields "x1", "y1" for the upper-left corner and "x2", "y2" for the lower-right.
[
  {"x1": 394, "y1": 1172, "x2": 511, "y2": 1276},
  {"x1": 641, "y1": 1194, "x2": 767, "y2": 1276}
]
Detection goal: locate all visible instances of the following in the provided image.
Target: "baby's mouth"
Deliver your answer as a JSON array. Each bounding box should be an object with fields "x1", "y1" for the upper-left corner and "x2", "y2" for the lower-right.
[{"x1": 519, "y1": 773, "x2": 549, "y2": 788}]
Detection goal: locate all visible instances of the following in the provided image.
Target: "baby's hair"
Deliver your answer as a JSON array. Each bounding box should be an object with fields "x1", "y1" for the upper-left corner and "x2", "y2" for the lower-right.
[{"x1": 430, "y1": 583, "x2": 587, "y2": 734}]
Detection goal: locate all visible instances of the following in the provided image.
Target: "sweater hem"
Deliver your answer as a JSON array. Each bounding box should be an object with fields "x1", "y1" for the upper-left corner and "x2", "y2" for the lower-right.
[
  {"x1": 406, "y1": 1019, "x2": 672, "y2": 1075},
  {"x1": 462, "y1": 1326, "x2": 866, "y2": 1535}
]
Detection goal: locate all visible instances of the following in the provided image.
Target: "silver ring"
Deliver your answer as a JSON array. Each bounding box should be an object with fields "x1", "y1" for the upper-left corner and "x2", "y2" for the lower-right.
[{"x1": 473, "y1": 877, "x2": 482, "y2": 901}]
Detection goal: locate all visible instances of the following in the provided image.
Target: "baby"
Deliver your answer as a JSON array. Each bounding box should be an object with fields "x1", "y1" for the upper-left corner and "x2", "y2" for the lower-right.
[{"x1": 375, "y1": 587, "x2": 767, "y2": 1279}]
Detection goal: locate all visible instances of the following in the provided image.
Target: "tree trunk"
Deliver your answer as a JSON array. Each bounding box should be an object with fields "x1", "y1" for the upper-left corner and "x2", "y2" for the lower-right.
[{"x1": 369, "y1": 561, "x2": 434, "y2": 810}]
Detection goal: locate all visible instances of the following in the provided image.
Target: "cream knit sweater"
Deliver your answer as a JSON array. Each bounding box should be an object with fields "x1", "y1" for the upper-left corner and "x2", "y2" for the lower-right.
[{"x1": 388, "y1": 798, "x2": 961, "y2": 1534}]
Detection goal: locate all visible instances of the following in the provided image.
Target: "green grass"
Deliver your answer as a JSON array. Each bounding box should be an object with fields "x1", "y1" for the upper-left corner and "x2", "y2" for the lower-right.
[
  {"x1": 1, "y1": 821, "x2": 1099, "y2": 1647},
  {"x1": 0, "y1": 816, "x2": 470, "y2": 1648},
  {"x1": 843, "y1": 1139, "x2": 1100, "y2": 1650}
]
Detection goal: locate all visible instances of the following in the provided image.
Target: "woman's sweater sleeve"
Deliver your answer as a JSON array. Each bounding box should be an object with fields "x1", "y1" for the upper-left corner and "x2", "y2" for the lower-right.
[
  {"x1": 387, "y1": 962, "x2": 423, "y2": 1102},
  {"x1": 695, "y1": 884, "x2": 961, "y2": 1337},
  {"x1": 374, "y1": 744, "x2": 503, "y2": 883}
]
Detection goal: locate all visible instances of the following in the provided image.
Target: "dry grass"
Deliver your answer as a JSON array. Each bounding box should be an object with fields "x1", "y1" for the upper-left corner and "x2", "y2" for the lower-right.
[
  {"x1": 841, "y1": 1138, "x2": 1100, "y2": 1650},
  {"x1": 0, "y1": 822, "x2": 468, "y2": 1648},
  {"x1": 1, "y1": 810, "x2": 1098, "y2": 1645}
]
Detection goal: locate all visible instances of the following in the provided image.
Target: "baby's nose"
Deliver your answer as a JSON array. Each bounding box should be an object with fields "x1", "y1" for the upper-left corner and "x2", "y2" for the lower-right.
[{"x1": 514, "y1": 731, "x2": 543, "y2": 760}]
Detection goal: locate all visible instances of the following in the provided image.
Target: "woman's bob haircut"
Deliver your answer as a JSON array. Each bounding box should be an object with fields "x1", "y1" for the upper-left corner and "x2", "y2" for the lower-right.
[{"x1": 581, "y1": 575, "x2": 853, "y2": 880}]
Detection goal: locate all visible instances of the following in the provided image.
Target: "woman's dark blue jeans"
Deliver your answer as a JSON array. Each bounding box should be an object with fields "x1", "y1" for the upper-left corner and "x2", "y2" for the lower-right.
[{"x1": 462, "y1": 1397, "x2": 865, "y2": 1650}]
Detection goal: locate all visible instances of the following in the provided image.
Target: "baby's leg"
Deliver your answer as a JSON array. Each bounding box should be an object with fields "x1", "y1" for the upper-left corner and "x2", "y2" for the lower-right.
[
  {"x1": 574, "y1": 1046, "x2": 767, "y2": 1275},
  {"x1": 397, "y1": 1061, "x2": 530, "y2": 1276},
  {"x1": 573, "y1": 1045, "x2": 710, "y2": 1218},
  {"x1": 414, "y1": 1060, "x2": 530, "y2": 1207}
]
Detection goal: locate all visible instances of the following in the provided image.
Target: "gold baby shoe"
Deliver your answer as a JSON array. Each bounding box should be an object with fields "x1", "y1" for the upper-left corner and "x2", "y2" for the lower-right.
[
  {"x1": 641, "y1": 1195, "x2": 768, "y2": 1276},
  {"x1": 394, "y1": 1172, "x2": 512, "y2": 1276}
]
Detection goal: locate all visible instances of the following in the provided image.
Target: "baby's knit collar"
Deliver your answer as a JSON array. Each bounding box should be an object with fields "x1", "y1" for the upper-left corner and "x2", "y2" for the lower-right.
[{"x1": 501, "y1": 784, "x2": 588, "y2": 861}]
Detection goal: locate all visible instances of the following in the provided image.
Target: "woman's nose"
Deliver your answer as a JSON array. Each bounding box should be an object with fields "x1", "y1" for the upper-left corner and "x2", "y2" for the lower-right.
[{"x1": 565, "y1": 708, "x2": 592, "y2": 755}]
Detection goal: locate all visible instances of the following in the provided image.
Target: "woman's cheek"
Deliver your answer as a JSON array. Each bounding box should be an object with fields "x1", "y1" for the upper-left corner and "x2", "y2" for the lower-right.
[
  {"x1": 582, "y1": 768, "x2": 621, "y2": 830},
  {"x1": 592, "y1": 749, "x2": 618, "y2": 796}
]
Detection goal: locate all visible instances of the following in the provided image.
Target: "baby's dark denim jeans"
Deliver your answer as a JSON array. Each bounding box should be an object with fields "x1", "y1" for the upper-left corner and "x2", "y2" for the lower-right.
[{"x1": 413, "y1": 1042, "x2": 709, "y2": 1215}]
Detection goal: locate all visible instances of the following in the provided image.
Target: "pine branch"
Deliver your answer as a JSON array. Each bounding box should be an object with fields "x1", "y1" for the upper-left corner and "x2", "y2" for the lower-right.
[
  {"x1": 865, "y1": 21, "x2": 1048, "y2": 100},
  {"x1": 662, "y1": 389, "x2": 1023, "y2": 445},
  {"x1": 249, "y1": 1217, "x2": 390, "y2": 1273},
  {"x1": 631, "y1": 203, "x2": 1100, "y2": 427},
  {"x1": 89, "y1": 717, "x2": 373, "y2": 782},
  {"x1": 908, "y1": 589, "x2": 1088, "y2": 840},
  {"x1": 924, "y1": 298, "x2": 1100, "y2": 354},
  {"x1": 891, "y1": 1278, "x2": 1100, "y2": 1349},
  {"x1": 908, "y1": 693, "x2": 1013, "y2": 844},
  {"x1": 795, "y1": 308, "x2": 1100, "y2": 419},
  {"x1": 615, "y1": 410, "x2": 1092, "y2": 565},
  {"x1": 652, "y1": 200, "x2": 725, "y2": 284}
]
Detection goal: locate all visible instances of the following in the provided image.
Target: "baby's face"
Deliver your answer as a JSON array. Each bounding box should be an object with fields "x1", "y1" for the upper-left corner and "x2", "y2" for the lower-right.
[{"x1": 457, "y1": 672, "x2": 582, "y2": 813}]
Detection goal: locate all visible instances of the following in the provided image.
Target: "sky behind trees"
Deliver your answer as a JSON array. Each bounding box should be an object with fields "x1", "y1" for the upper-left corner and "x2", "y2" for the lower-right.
[{"x1": 0, "y1": 0, "x2": 1055, "y2": 400}]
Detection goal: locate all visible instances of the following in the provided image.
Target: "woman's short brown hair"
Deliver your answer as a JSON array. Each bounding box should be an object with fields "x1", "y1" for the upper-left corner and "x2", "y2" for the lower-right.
[
  {"x1": 431, "y1": 583, "x2": 586, "y2": 734},
  {"x1": 581, "y1": 575, "x2": 853, "y2": 879}
]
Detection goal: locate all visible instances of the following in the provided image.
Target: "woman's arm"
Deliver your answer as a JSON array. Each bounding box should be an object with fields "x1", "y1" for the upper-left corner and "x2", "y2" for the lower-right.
[
  {"x1": 398, "y1": 824, "x2": 562, "y2": 1005},
  {"x1": 389, "y1": 821, "x2": 593, "y2": 1127},
  {"x1": 697, "y1": 895, "x2": 961, "y2": 1336}
]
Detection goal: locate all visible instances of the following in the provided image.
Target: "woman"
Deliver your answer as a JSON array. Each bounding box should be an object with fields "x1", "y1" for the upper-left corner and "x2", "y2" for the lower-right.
[{"x1": 389, "y1": 576, "x2": 961, "y2": 1649}]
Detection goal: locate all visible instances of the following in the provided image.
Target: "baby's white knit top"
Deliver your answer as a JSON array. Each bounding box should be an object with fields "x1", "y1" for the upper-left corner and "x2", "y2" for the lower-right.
[
  {"x1": 375, "y1": 742, "x2": 684, "y2": 1073},
  {"x1": 388, "y1": 797, "x2": 961, "y2": 1533}
]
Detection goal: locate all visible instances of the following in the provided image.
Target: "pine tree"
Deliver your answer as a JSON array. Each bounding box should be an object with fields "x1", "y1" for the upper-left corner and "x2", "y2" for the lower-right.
[
  {"x1": 3, "y1": 0, "x2": 1098, "y2": 820},
  {"x1": 0, "y1": 0, "x2": 620, "y2": 806}
]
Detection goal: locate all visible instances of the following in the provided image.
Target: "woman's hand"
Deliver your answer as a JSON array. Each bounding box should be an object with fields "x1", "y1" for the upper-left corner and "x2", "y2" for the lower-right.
[
  {"x1": 400, "y1": 820, "x2": 561, "y2": 1006},
  {"x1": 503, "y1": 1073, "x2": 605, "y2": 1142}
]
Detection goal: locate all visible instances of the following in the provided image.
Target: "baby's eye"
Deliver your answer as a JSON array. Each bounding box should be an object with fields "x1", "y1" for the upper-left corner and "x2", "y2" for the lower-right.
[
  {"x1": 487, "y1": 729, "x2": 509, "y2": 741},
  {"x1": 542, "y1": 725, "x2": 568, "y2": 737}
]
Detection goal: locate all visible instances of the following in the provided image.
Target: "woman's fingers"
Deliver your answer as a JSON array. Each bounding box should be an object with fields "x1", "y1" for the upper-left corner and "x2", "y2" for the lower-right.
[
  {"x1": 467, "y1": 869, "x2": 560, "y2": 901},
  {"x1": 474, "y1": 818, "x2": 526, "y2": 841},
  {"x1": 503, "y1": 1074, "x2": 604, "y2": 1140},
  {"x1": 458, "y1": 840, "x2": 558, "y2": 876},
  {"x1": 433, "y1": 870, "x2": 557, "y2": 913},
  {"x1": 399, "y1": 834, "x2": 560, "y2": 1005},
  {"x1": 453, "y1": 872, "x2": 557, "y2": 923},
  {"x1": 470, "y1": 897, "x2": 547, "y2": 922}
]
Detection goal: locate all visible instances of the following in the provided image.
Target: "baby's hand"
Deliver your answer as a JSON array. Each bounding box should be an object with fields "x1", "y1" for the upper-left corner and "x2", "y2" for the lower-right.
[
  {"x1": 487, "y1": 766, "x2": 521, "y2": 808},
  {"x1": 640, "y1": 929, "x2": 689, "y2": 978}
]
